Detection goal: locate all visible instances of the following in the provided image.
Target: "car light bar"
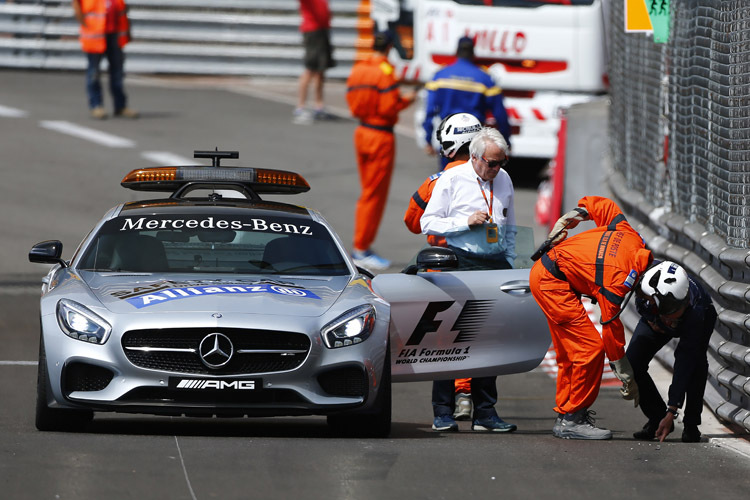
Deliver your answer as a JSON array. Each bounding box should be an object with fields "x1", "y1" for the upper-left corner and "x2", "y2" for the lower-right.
[{"x1": 121, "y1": 166, "x2": 310, "y2": 194}]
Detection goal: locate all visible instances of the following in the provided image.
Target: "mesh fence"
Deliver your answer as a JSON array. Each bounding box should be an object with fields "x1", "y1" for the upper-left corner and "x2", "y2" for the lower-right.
[
  {"x1": 609, "y1": 0, "x2": 750, "y2": 248},
  {"x1": 609, "y1": 1, "x2": 750, "y2": 432}
]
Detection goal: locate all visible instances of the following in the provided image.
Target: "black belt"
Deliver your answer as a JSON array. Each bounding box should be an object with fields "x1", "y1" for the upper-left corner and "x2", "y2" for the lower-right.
[
  {"x1": 359, "y1": 122, "x2": 394, "y2": 133},
  {"x1": 541, "y1": 253, "x2": 567, "y2": 281}
]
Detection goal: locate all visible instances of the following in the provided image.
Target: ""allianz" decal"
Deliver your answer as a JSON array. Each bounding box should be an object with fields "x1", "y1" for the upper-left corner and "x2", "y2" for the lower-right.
[{"x1": 126, "y1": 284, "x2": 321, "y2": 308}]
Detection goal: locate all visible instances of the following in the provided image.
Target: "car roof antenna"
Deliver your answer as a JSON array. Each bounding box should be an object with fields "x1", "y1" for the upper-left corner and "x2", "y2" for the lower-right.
[{"x1": 193, "y1": 148, "x2": 239, "y2": 167}]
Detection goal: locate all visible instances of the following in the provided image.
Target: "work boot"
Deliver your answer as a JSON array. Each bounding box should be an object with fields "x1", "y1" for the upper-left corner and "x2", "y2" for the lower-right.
[
  {"x1": 552, "y1": 413, "x2": 564, "y2": 438},
  {"x1": 114, "y1": 107, "x2": 139, "y2": 119},
  {"x1": 682, "y1": 425, "x2": 701, "y2": 443},
  {"x1": 90, "y1": 106, "x2": 107, "y2": 119},
  {"x1": 558, "y1": 409, "x2": 612, "y2": 440},
  {"x1": 453, "y1": 392, "x2": 472, "y2": 421}
]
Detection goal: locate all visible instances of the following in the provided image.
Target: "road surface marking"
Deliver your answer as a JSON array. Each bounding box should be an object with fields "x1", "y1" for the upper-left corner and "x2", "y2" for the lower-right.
[
  {"x1": 174, "y1": 436, "x2": 198, "y2": 500},
  {"x1": 141, "y1": 151, "x2": 193, "y2": 165},
  {"x1": 0, "y1": 105, "x2": 28, "y2": 118},
  {"x1": 39, "y1": 120, "x2": 136, "y2": 148}
]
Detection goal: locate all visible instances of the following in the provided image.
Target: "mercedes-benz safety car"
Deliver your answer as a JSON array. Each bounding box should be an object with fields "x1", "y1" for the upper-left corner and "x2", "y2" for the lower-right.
[{"x1": 29, "y1": 150, "x2": 549, "y2": 437}]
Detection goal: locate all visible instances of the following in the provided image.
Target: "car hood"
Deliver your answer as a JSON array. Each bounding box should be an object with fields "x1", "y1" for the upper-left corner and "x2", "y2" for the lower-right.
[{"x1": 82, "y1": 273, "x2": 349, "y2": 317}]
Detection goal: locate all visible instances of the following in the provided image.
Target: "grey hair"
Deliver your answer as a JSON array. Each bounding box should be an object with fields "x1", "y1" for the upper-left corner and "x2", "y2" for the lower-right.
[{"x1": 469, "y1": 127, "x2": 509, "y2": 158}]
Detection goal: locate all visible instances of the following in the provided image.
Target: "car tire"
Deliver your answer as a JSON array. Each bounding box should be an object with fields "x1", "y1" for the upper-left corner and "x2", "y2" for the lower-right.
[
  {"x1": 327, "y1": 344, "x2": 392, "y2": 438},
  {"x1": 35, "y1": 334, "x2": 93, "y2": 432}
]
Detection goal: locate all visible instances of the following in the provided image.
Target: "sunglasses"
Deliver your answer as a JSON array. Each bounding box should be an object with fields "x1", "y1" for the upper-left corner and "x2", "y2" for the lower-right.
[{"x1": 480, "y1": 155, "x2": 509, "y2": 168}]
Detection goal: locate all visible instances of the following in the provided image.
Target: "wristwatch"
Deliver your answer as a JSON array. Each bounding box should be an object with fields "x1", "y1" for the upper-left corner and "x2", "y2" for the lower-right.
[{"x1": 666, "y1": 407, "x2": 678, "y2": 417}]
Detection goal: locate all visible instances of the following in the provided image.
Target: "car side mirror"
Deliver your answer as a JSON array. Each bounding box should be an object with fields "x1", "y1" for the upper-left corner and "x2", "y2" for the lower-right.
[
  {"x1": 416, "y1": 246, "x2": 459, "y2": 271},
  {"x1": 29, "y1": 240, "x2": 68, "y2": 267},
  {"x1": 356, "y1": 266, "x2": 375, "y2": 279}
]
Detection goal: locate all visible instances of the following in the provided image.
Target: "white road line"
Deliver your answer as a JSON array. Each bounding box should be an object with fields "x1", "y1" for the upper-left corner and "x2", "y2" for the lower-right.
[
  {"x1": 141, "y1": 151, "x2": 193, "y2": 165},
  {"x1": 0, "y1": 105, "x2": 28, "y2": 118},
  {"x1": 174, "y1": 436, "x2": 198, "y2": 500},
  {"x1": 0, "y1": 361, "x2": 37, "y2": 366},
  {"x1": 39, "y1": 120, "x2": 136, "y2": 148}
]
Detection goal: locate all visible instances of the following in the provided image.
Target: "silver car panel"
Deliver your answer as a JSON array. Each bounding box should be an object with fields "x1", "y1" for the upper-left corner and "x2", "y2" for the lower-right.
[
  {"x1": 373, "y1": 269, "x2": 550, "y2": 383},
  {"x1": 40, "y1": 269, "x2": 390, "y2": 415}
]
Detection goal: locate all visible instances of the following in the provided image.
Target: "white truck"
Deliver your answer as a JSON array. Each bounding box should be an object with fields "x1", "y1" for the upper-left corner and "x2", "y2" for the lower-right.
[{"x1": 370, "y1": 0, "x2": 609, "y2": 159}]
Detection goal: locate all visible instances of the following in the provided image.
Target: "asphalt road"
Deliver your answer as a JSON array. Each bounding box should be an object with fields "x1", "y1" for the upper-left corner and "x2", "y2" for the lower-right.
[{"x1": 0, "y1": 70, "x2": 748, "y2": 500}]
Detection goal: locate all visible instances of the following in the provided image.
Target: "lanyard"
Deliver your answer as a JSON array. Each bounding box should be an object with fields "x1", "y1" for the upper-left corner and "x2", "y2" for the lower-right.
[{"x1": 476, "y1": 177, "x2": 493, "y2": 223}]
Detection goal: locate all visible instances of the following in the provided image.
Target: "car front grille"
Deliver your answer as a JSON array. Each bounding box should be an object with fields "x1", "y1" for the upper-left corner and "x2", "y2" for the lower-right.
[{"x1": 122, "y1": 328, "x2": 311, "y2": 375}]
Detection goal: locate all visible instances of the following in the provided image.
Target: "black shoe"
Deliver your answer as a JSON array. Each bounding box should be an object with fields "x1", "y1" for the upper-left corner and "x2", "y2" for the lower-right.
[
  {"x1": 633, "y1": 421, "x2": 659, "y2": 440},
  {"x1": 633, "y1": 420, "x2": 675, "y2": 440},
  {"x1": 682, "y1": 425, "x2": 701, "y2": 443}
]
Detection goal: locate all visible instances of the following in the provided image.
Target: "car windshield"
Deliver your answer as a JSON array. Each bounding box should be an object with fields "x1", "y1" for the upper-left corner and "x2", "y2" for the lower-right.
[{"x1": 78, "y1": 213, "x2": 350, "y2": 276}]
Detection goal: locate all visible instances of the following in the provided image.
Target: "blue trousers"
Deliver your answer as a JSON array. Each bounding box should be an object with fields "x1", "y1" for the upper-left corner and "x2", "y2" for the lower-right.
[
  {"x1": 86, "y1": 33, "x2": 127, "y2": 111},
  {"x1": 432, "y1": 377, "x2": 499, "y2": 419}
]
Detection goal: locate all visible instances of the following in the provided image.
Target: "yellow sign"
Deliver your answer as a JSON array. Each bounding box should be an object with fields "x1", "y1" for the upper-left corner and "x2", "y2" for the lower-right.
[{"x1": 625, "y1": 0, "x2": 652, "y2": 32}]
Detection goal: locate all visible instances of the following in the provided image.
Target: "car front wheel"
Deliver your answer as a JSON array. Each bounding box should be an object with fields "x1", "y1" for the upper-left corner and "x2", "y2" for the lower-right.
[
  {"x1": 35, "y1": 335, "x2": 93, "y2": 432},
  {"x1": 327, "y1": 346, "x2": 392, "y2": 438}
]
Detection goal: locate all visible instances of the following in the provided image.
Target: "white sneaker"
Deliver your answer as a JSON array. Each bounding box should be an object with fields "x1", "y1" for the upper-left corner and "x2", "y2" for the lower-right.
[
  {"x1": 292, "y1": 108, "x2": 313, "y2": 125},
  {"x1": 453, "y1": 393, "x2": 472, "y2": 420},
  {"x1": 352, "y1": 249, "x2": 391, "y2": 271}
]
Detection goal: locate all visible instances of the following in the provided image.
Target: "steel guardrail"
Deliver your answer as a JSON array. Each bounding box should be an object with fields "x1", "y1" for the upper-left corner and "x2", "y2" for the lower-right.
[
  {"x1": 609, "y1": 168, "x2": 750, "y2": 434},
  {"x1": 0, "y1": 0, "x2": 361, "y2": 77}
]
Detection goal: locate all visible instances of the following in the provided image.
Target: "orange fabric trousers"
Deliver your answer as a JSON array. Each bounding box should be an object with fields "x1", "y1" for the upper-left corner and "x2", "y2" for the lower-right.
[
  {"x1": 353, "y1": 125, "x2": 395, "y2": 250},
  {"x1": 454, "y1": 378, "x2": 471, "y2": 394},
  {"x1": 529, "y1": 261, "x2": 605, "y2": 415}
]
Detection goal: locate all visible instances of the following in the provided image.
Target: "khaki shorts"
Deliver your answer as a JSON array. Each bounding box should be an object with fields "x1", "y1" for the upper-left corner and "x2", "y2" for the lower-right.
[{"x1": 303, "y1": 29, "x2": 335, "y2": 72}]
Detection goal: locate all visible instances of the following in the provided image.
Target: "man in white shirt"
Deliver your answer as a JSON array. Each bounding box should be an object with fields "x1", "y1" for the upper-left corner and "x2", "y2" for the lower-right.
[
  {"x1": 419, "y1": 127, "x2": 517, "y2": 433},
  {"x1": 421, "y1": 127, "x2": 516, "y2": 271}
]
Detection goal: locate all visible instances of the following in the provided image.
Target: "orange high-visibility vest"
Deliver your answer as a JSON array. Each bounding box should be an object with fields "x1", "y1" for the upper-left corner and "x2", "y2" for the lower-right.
[
  {"x1": 403, "y1": 160, "x2": 464, "y2": 247},
  {"x1": 346, "y1": 54, "x2": 411, "y2": 128},
  {"x1": 78, "y1": 0, "x2": 130, "y2": 54}
]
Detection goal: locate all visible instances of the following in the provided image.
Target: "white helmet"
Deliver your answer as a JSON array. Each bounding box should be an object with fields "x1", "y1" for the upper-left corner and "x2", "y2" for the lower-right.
[
  {"x1": 436, "y1": 113, "x2": 482, "y2": 159},
  {"x1": 640, "y1": 261, "x2": 690, "y2": 315}
]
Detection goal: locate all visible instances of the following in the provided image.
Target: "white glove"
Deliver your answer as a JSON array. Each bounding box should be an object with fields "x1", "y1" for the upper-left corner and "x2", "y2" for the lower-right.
[
  {"x1": 548, "y1": 207, "x2": 589, "y2": 245},
  {"x1": 610, "y1": 356, "x2": 640, "y2": 407}
]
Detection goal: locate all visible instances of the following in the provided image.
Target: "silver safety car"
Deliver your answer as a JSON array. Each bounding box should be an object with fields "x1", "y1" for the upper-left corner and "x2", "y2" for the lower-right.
[{"x1": 29, "y1": 150, "x2": 549, "y2": 437}]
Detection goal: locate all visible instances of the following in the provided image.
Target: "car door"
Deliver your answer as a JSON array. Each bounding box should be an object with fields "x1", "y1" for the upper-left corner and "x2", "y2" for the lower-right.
[{"x1": 371, "y1": 226, "x2": 550, "y2": 382}]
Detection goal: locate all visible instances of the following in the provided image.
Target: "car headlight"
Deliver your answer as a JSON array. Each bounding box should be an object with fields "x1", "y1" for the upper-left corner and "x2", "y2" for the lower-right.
[
  {"x1": 56, "y1": 299, "x2": 112, "y2": 344},
  {"x1": 321, "y1": 304, "x2": 376, "y2": 349}
]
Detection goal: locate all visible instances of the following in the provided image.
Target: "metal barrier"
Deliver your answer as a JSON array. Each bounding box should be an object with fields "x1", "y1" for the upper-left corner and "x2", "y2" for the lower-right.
[
  {"x1": 608, "y1": 1, "x2": 750, "y2": 433},
  {"x1": 0, "y1": 0, "x2": 362, "y2": 78}
]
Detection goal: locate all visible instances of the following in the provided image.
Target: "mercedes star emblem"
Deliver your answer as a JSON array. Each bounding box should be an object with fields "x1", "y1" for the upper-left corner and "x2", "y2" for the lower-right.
[{"x1": 198, "y1": 332, "x2": 234, "y2": 369}]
